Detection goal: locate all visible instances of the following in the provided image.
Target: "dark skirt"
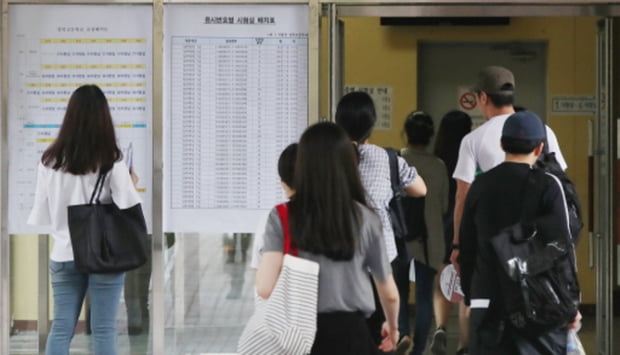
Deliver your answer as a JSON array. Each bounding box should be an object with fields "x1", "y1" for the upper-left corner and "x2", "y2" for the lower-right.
[{"x1": 311, "y1": 311, "x2": 380, "y2": 355}]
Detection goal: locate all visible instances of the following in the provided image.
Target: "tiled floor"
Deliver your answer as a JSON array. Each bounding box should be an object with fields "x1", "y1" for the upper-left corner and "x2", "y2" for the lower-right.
[{"x1": 8, "y1": 233, "x2": 616, "y2": 354}]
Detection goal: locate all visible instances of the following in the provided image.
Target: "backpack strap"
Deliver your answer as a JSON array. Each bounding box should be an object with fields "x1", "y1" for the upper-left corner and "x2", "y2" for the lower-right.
[
  {"x1": 385, "y1": 148, "x2": 401, "y2": 196},
  {"x1": 275, "y1": 203, "x2": 298, "y2": 256},
  {"x1": 386, "y1": 148, "x2": 430, "y2": 264},
  {"x1": 520, "y1": 169, "x2": 547, "y2": 225}
]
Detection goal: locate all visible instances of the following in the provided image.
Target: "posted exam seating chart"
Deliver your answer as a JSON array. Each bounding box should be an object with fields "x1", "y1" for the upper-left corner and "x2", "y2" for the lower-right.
[
  {"x1": 164, "y1": 4, "x2": 308, "y2": 232},
  {"x1": 8, "y1": 5, "x2": 153, "y2": 234}
]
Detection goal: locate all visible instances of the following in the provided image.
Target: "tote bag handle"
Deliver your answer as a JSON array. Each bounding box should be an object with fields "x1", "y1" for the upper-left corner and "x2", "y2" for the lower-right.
[{"x1": 275, "y1": 203, "x2": 298, "y2": 256}]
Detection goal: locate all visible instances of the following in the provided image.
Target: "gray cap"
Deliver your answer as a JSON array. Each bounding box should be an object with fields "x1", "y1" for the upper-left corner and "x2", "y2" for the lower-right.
[{"x1": 472, "y1": 66, "x2": 515, "y2": 95}]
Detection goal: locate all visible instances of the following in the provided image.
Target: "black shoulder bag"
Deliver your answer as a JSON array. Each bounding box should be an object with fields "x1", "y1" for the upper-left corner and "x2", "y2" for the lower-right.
[
  {"x1": 385, "y1": 148, "x2": 409, "y2": 241},
  {"x1": 68, "y1": 171, "x2": 148, "y2": 273}
]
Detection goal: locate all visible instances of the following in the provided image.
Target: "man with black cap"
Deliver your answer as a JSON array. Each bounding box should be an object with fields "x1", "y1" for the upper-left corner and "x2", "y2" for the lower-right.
[
  {"x1": 443, "y1": 66, "x2": 567, "y2": 355},
  {"x1": 457, "y1": 111, "x2": 581, "y2": 354}
]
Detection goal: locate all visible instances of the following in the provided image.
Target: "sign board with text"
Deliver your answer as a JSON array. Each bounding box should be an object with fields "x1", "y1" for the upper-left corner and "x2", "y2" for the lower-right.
[{"x1": 551, "y1": 96, "x2": 596, "y2": 115}]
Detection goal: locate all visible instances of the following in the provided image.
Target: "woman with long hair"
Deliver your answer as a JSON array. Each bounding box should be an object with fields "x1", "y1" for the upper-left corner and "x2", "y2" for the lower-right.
[
  {"x1": 256, "y1": 122, "x2": 400, "y2": 354},
  {"x1": 429, "y1": 110, "x2": 472, "y2": 355},
  {"x1": 28, "y1": 85, "x2": 140, "y2": 355}
]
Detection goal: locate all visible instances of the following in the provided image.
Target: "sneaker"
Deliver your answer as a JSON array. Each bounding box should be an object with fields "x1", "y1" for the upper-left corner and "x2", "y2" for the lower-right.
[
  {"x1": 395, "y1": 335, "x2": 413, "y2": 355},
  {"x1": 455, "y1": 348, "x2": 469, "y2": 355},
  {"x1": 430, "y1": 327, "x2": 447, "y2": 355}
]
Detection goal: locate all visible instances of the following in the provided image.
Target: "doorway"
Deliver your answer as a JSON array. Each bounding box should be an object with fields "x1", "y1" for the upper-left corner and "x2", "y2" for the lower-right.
[
  {"x1": 418, "y1": 41, "x2": 546, "y2": 128},
  {"x1": 330, "y1": 4, "x2": 620, "y2": 354}
]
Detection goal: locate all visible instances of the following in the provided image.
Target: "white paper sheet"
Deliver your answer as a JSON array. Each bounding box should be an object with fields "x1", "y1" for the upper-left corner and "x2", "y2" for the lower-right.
[
  {"x1": 8, "y1": 4, "x2": 153, "y2": 234},
  {"x1": 163, "y1": 4, "x2": 308, "y2": 233}
]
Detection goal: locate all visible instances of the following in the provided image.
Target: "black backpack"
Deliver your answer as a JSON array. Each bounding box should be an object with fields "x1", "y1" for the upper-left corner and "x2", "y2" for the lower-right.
[
  {"x1": 490, "y1": 169, "x2": 580, "y2": 339},
  {"x1": 535, "y1": 146, "x2": 583, "y2": 243}
]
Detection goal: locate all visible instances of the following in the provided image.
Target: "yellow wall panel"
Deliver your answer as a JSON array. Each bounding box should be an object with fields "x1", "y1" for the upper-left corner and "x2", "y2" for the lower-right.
[{"x1": 338, "y1": 16, "x2": 598, "y2": 303}]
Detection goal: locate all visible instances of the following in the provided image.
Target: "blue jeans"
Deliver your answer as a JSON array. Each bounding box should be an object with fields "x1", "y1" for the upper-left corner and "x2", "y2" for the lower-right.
[
  {"x1": 396, "y1": 260, "x2": 436, "y2": 355},
  {"x1": 411, "y1": 261, "x2": 436, "y2": 355},
  {"x1": 46, "y1": 261, "x2": 125, "y2": 355}
]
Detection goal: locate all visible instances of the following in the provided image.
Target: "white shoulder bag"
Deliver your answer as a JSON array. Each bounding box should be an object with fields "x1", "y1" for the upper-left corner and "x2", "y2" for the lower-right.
[{"x1": 238, "y1": 203, "x2": 319, "y2": 355}]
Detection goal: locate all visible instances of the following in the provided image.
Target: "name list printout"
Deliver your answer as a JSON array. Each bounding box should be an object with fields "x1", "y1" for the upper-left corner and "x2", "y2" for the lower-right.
[
  {"x1": 164, "y1": 4, "x2": 308, "y2": 233},
  {"x1": 8, "y1": 5, "x2": 153, "y2": 234}
]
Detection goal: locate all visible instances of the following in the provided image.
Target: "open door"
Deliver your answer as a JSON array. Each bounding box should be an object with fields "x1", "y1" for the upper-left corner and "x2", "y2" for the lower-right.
[
  {"x1": 596, "y1": 17, "x2": 617, "y2": 355},
  {"x1": 327, "y1": 3, "x2": 344, "y2": 120}
]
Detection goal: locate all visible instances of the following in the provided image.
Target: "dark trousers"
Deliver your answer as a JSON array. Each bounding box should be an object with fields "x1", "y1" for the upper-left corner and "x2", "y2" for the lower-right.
[
  {"x1": 394, "y1": 256, "x2": 436, "y2": 355},
  {"x1": 311, "y1": 312, "x2": 380, "y2": 355},
  {"x1": 469, "y1": 307, "x2": 567, "y2": 355}
]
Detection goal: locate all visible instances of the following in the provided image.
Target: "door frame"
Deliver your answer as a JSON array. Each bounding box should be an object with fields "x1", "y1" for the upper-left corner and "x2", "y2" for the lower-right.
[{"x1": 326, "y1": 2, "x2": 620, "y2": 354}]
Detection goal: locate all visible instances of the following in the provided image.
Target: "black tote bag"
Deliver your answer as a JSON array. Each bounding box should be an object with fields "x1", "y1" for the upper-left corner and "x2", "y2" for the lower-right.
[{"x1": 68, "y1": 171, "x2": 148, "y2": 273}]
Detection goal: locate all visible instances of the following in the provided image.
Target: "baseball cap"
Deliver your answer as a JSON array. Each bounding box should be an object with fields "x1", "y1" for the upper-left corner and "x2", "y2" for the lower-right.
[
  {"x1": 472, "y1": 66, "x2": 515, "y2": 95},
  {"x1": 502, "y1": 110, "x2": 546, "y2": 141}
]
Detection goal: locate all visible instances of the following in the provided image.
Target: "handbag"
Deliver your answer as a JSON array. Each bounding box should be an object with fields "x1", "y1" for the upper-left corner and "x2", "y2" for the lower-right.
[
  {"x1": 68, "y1": 170, "x2": 148, "y2": 274},
  {"x1": 238, "y1": 203, "x2": 319, "y2": 355}
]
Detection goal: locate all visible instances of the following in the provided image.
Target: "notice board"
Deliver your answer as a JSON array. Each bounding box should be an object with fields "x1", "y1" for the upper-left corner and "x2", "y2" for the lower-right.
[
  {"x1": 8, "y1": 4, "x2": 153, "y2": 234},
  {"x1": 164, "y1": 4, "x2": 309, "y2": 232}
]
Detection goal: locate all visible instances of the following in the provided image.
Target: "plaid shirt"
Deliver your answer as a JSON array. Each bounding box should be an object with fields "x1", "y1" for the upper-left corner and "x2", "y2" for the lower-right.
[{"x1": 358, "y1": 144, "x2": 417, "y2": 261}]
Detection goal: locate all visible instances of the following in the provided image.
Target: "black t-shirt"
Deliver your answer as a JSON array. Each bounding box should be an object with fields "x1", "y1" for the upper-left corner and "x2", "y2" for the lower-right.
[{"x1": 458, "y1": 162, "x2": 570, "y2": 304}]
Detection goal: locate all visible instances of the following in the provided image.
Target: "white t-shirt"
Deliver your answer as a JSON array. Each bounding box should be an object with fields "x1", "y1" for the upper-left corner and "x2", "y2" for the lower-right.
[
  {"x1": 453, "y1": 113, "x2": 567, "y2": 183},
  {"x1": 27, "y1": 160, "x2": 141, "y2": 262}
]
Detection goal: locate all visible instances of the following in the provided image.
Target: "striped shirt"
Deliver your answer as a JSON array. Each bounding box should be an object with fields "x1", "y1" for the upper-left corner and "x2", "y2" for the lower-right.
[{"x1": 358, "y1": 144, "x2": 418, "y2": 261}]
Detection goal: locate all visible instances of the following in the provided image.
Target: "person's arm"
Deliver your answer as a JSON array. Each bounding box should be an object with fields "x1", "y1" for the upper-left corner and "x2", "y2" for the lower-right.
[
  {"x1": 450, "y1": 179, "x2": 470, "y2": 272},
  {"x1": 364, "y1": 210, "x2": 399, "y2": 351},
  {"x1": 567, "y1": 311, "x2": 582, "y2": 329},
  {"x1": 404, "y1": 175, "x2": 426, "y2": 197},
  {"x1": 109, "y1": 160, "x2": 141, "y2": 209},
  {"x1": 250, "y1": 213, "x2": 269, "y2": 271},
  {"x1": 373, "y1": 275, "x2": 399, "y2": 352},
  {"x1": 397, "y1": 156, "x2": 427, "y2": 197},
  {"x1": 254, "y1": 209, "x2": 284, "y2": 297},
  {"x1": 545, "y1": 126, "x2": 567, "y2": 170},
  {"x1": 449, "y1": 134, "x2": 476, "y2": 271},
  {"x1": 130, "y1": 167, "x2": 139, "y2": 188},
  {"x1": 27, "y1": 162, "x2": 51, "y2": 226},
  {"x1": 457, "y1": 185, "x2": 478, "y2": 305},
  {"x1": 255, "y1": 251, "x2": 284, "y2": 299}
]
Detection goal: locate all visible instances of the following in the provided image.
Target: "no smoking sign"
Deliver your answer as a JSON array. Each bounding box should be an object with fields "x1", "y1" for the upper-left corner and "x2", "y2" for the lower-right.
[{"x1": 459, "y1": 92, "x2": 477, "y2": 111}]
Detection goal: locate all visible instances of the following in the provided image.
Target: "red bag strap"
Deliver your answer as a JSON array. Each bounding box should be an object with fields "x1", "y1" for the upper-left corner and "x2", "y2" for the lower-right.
[{"x1": 275, "y1": 203, "x2": 298, "y2": 256}]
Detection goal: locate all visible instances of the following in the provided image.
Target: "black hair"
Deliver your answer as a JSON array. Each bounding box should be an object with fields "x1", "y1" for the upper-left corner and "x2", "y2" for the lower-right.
[
  {"x1": 434, "y1": 110, "x2": 472, "y2": 176},
  {"x1": 289, "y1": 122, "x2": 367, "y2": 261},
  {"x1": 335, "y1": 91, "x2": 376, "y2": 143},
  {"x1": 42, "y1": 85, "x2": 122, "y2": 174},
  {"x1": 404, "y1": 111, "x2": 434, "y2": 146},
  {"x1": 501, "y1": 137, "x2": 543, "y2": 154},
  {"x1": 278, "y1": 143, "x2": 297, "y2": 188},
  {"x1": 486, "y1": 93, "x2": 514, "y2": 108}
]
